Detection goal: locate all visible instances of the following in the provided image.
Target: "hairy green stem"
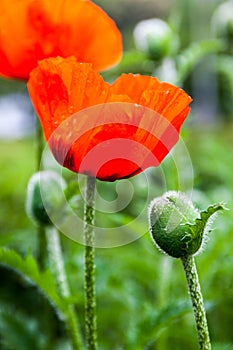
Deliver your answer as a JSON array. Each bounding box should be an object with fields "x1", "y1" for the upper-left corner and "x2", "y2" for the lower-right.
[
  {"x1": 37, "y1": 225, "x2": 47, "y2": 270},
  {"x1": 181, "y1": 255, "x2": 211, "y2": 350},
  {"x1": 35, "y1": 118, "x2": 47, "y2": 270},
  {"x1": 84, "y1": 176, "x2": 98, "y2": 350},
  {"x1": 46, "y1": 226, "x2": 83, "y2": 350},
  {"x1": 34, "y1": 118, "x2": 52, "y2": 347},
  {"x1": 157, "y1": 256, "x2": 173, "y2": 350}
]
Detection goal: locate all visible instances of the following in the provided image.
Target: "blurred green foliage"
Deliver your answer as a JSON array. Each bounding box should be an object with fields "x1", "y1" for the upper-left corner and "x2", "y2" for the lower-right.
[
  {"x1": 0, "y1": 0, "x2": 233, "y2": 349},
  {"x1": 0, "y1": 123, "x2": 233, "y2": 349}
]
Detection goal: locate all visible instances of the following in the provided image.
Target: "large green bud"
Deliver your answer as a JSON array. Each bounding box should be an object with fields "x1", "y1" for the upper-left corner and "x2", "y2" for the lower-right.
[
  {"x1": 149, "y1": 191, "x2": 224, "y2": 258},
  {"x1": 133, "y1": 18, "x2": 179, "y2": 60},
  {"x1": 26, "y1": 170, "x2": 67, "y2": 226}
]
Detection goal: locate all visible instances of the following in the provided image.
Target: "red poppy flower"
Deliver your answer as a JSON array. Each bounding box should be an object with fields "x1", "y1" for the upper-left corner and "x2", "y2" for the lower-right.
[
  {"x1": 28, "y1": 56, "x2": 192, "y2": 181},
  {"x1": 0, "y1": 0, "x2": 122, "y2": 80}
]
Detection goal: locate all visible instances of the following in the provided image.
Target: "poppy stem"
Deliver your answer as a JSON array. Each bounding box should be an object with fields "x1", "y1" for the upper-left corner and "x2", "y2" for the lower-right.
[
  {"x1": 35, "y1": 116, "x2": 43, "y2": 171},
  {"x1": 37, "y1": 225, "x2": 47, "y2": 270},
  {"x1": 84, "y1": 176, "x2": 98, "y2": 350},
  {"x1": 46, "y1": 226, "x2": 83, "y2": 350},
  {"x1": 181, "y1": 255, "x2": 211, "y2": 350},
  {"x1": 35, "y1": 117, "x2": 47, "y2": 270}
]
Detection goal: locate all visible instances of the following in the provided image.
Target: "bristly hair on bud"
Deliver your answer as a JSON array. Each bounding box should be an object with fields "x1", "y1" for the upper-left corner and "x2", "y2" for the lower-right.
[{"x1": 148, "y1": 191, "x2": 225, "y2": 258}]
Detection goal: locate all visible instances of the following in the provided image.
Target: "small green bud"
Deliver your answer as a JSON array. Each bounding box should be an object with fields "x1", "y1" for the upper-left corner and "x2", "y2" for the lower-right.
[
  {"x1": 133, "y1": 19, "x2": 179, "y2": 60},
  {"x1": 26, "y1": 170, "x2": 67, "y2": 226},
  {"x1": 149, "y1": 191, "x2": 224, "y2": 258}
]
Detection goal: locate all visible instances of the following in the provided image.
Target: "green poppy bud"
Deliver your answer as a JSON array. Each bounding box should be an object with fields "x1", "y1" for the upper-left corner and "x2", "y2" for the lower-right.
[
  {"x1": 149, "y1": 191, "x2": 224, "y2": 258},
  {"x1": 26, "y1": 170, "x2": 67, "y2": 226},
  {"x1": 133, "y1": 19, "x2": 179, "y2": 60}
]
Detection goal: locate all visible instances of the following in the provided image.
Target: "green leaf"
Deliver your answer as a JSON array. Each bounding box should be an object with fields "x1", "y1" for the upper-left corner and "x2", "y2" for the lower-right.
[
  {"x1": 102, "y1": 50, "x2": 154, "y2": 81},
  {"x1": 140, "y1": 300, "x2": 191, "y2": 349},
  {"x1": 0, "y1": 248, "x2": 68, "y2": 318},
  {"x1": 182, "y1": 203, "x2": 226, "y2": 256},
  {"x1": 0, "y1": 305, "x2": 46, "y2": 350},
  {"x1": 64, "y1": 181, "x2": 80, "y2": 202},
  {"x1": 190, "y1": 203, "x2": 226, "y2": 240},
  {"x1": 216, "y1": 55, "x2": 233, "y2": 116},
  {"x1": 176, "y1": 39, "x2": 224, "y2": 85},
  {"x1": 217, "y1": 56, "x2": 233, "y2": 92}
]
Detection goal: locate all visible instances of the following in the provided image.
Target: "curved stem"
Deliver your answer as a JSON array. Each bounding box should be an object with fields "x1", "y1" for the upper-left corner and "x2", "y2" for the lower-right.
[
  {"x1": 181, "y1": 255, "x2": 211, "y2": 350},
  {"x1": 84, "y1": 176, "x2": 98, "y2": 350},
  {"x1": 46, "y1": 226, "x2": 83, "y2": 350}
]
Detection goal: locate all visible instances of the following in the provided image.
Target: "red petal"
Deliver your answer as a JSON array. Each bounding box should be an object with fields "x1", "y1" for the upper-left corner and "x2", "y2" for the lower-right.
[
  {"x1": 111, "y1": 74, "x2": 160, "y2": 102},
  {"x1": 28, "y1": 57, "x2": 192, "y2": 181},
  {"x1": 111, "y1": 74, "x2": 192, "y2": 132},
  {"x1": 0, "y1": 0, "x2": 122, "y2": 79},
  {"x1": 28, "y1": 57, "x2": 110, "y2": 140},
  {"x1": 48, "y1": 103, "x2": 181, "y2": 181}
]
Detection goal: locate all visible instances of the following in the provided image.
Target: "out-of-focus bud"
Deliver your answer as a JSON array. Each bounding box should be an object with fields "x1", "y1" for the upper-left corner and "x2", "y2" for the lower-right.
[
  {"x1": 211, "y1": 0, "x2": 233, "y2": 51},
  {"x1": 26, "y1": 170, "x2": 67, "y2": 226},
  {"x1": 133, "y1": 18, "x2": 179, "y2": 60},
  {"x1": 148, "y1": 191, "x2": 224, "y2": 258}
]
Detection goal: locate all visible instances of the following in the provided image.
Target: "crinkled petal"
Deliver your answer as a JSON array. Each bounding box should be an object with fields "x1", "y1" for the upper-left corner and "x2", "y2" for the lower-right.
[
  {"x1": 28, "y1": 56, "x2": 192, "y2": 181},
  {"x1": 111, "y1": 74, "x2": 192, "y2": 129},
  {"x1": 111, "y1": 74, "x2": 160, "y2": 102},
  {"x1": 28, "y1": 57, "x2": 110, "y2": 139}
]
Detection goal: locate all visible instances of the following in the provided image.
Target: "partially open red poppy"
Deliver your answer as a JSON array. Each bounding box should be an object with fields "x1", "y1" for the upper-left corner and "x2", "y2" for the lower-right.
[
  {"x1": 28, "y1": 56, "x2": 192, "y2": 181},
  {"x1": 0, "y1": 0, "x2": 122, "y2": 80}
]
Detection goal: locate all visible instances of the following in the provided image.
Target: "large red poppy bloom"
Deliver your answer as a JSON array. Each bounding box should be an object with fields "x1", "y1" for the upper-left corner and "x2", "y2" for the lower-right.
[
  {"x1": 0, "y1": 0, "x2": 122, "y2": 80},
  {"x1": 28, "y1": 56, "x2": 192, "y2": 181}
]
